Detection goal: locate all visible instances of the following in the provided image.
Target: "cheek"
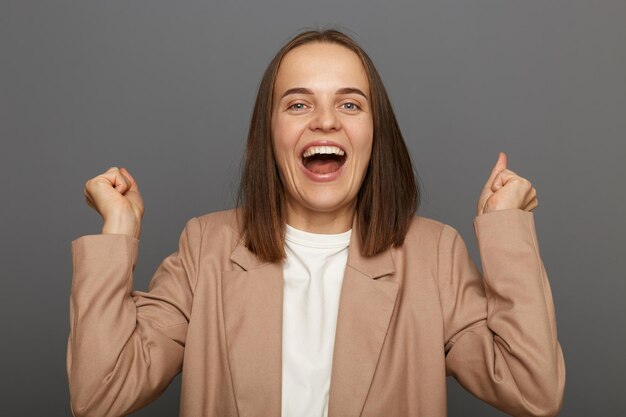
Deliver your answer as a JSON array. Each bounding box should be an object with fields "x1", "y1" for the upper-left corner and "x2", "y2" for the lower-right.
[
  {"x1": 347, "y1": 123, "x2": 374, "y2": 162},
  {"x1": 271, "y1": 125, "x2": 290, "y2": 159},
  {"x1": 271, "y1": 131, "x2": 298, "y2": 180},
  {"x1": 272, "y1": 118, "x2": 302, "y2": 152}
]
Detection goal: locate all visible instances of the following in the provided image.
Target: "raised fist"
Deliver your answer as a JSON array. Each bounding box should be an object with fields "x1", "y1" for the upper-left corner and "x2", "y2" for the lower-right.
[{"x1": 83, "y1": 166, "x2": 144, "y2": 238}]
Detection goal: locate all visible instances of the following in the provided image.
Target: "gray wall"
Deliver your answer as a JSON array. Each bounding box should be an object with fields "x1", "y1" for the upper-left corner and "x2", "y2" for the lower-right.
[{"x1": 2, "y1": 0, "x2": 624, "y2": 415}]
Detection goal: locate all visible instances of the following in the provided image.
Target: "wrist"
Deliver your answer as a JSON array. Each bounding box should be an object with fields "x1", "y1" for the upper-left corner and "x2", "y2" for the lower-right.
[{"x1": 102, "y1": 216, "x2": 140, "y2": 239}]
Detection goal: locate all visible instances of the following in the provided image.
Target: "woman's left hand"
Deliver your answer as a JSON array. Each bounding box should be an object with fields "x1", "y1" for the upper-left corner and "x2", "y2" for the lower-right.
[{"x1": 476, "y1": 152, "x2": 538, "y2": 217}]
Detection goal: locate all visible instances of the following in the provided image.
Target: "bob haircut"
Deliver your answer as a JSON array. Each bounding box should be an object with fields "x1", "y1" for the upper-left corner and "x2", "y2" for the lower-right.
[{"x1": 236, "y1": 28, "x2": 421, "y2": 263}]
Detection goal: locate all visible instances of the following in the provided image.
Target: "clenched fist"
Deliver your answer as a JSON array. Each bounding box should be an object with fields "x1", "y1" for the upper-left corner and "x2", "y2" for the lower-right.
[
  {"x1": 83, "y1": 167, "x2": 144, "y2": 239},
  {"x1": 477, "y1": 152, "x2": 538, "y2": 217}
]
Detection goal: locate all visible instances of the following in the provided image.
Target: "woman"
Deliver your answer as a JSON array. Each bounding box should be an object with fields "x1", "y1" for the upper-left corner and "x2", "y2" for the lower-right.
[{"x1": 69, "y1": 29, "x2": 565, "y2": 417}]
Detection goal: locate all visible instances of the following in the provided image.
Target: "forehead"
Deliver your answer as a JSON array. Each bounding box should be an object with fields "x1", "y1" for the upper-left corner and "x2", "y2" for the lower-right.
[{"x1": 274, "y1": 42, "x2": 369, "y2": 95}]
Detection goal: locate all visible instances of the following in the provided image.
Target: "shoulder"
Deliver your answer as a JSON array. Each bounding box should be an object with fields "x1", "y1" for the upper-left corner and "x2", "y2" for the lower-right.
[
  {"x1": 182, "y1": 207, "x2": 242, "y2": 248},
  {"x1": 397, "y1": 214, "x2": 466, "y2": 258},
  {"x1": 404, "y1": 213, "x2": 452, "y2": 243},
  {"x1": 175, "y1": 208, "x2": 244, "y2": 264},
  {"x1": 194, "y1": 208, "x2": 240, "y2": 233}
]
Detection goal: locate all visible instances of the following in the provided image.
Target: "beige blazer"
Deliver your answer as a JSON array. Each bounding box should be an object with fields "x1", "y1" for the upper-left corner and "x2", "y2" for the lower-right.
[{"x1": 67, "y1": 207, "x2": 565, "y2": 417}]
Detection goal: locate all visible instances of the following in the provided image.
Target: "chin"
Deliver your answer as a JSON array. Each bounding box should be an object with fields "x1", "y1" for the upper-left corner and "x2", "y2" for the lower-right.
[{"x1": 298, "y1": 191, "x2": 355, "y2": 214}]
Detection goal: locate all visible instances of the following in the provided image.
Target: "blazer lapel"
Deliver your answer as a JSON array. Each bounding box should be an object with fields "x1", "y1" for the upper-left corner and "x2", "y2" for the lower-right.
[
  {"x1": 327, "y1": 218, "x2": 399, "y2": 417},
  {"x1": 222, "y1": 218, "x2": 399, "y2": 417},
  {"x1": 222, "y1": 241, "x2": 283, "y2": 417}
]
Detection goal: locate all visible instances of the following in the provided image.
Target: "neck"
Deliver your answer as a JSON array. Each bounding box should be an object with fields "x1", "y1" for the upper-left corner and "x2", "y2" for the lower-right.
[{"x1": 285, "y1": 201, "x2": 355, "y2": 234}]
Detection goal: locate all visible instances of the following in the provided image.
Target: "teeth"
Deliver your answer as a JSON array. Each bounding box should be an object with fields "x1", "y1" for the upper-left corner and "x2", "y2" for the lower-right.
[{"x1": 302, "y1": 145, "x2": 345, "y2": 158}]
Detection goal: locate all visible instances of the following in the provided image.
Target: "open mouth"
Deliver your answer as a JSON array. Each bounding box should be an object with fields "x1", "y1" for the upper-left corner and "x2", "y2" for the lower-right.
[{"x1": 301, "y1": 145, "x2": 347, "y2": 175}]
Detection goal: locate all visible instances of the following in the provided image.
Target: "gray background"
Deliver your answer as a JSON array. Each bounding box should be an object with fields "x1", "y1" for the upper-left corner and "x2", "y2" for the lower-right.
[{"x1": 1, "y1": 0, "x2": 624, "y2": 415}]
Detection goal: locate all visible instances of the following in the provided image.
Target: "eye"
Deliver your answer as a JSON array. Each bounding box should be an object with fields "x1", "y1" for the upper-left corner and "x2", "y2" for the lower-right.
[
  {"x1": 341, "y1": 102, "x2": 361, "y2": 111},
  {"x1": 288, "y1": 103, "x2": 308, "y2": 111}
]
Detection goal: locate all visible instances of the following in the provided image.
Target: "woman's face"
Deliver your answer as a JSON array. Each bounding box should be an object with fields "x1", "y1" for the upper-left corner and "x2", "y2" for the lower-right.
[{"x1": 271, "y1": 42, "x2": 374, "y2": 229}]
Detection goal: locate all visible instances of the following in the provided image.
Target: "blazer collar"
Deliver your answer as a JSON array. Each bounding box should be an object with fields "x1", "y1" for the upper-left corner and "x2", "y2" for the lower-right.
[
  {"x1": 229, "y1": 236, "x2": 268, "y2": 271},
  {"x1": 229, "y1": 214, "x2": 396, "y2": 279}
]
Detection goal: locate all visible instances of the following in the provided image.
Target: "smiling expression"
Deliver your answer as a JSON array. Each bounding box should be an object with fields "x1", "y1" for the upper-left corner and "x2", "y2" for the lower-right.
[{"x1": 271, "y1": 42, "x2": 374, "y2": 230}]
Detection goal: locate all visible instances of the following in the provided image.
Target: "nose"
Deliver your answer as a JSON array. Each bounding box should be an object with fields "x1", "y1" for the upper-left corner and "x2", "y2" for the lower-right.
[{"x1": 309, "y1": 104, "x2": 341, "y2": 132}]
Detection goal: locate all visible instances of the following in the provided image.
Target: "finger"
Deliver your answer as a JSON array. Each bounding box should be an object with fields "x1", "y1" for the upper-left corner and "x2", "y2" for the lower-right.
[
  {"x1": 83, "y1": 182, "x2": 95, "y2": 206},
  {"x1": 523, "y1": 196, "x2": 538, "y2": 211},
  {"x1": 87, "y1": 169, "x2": 130, "y2": 194},
  {"x1": 84, "y1": 193, "x2": 95, "y2": 210},
  {"x1": 114, "y1": 171, "x2": 130, "y2": 192},
  {"x1": 83, "y1": 186, "x2": 98, "y2": 211},
  {"x1": 522, "y1": 186, "x2": 537, "y2": 206},
  {"x1": 119, "y1": 167, "x2": 139, "y2": 192},
  {"x1": 491, "y1": 168, "x2": 520, "y2": 192},
  {"x1": 483, "y1": 152, "x2": 508, "y2": 190},
  {"x1": 478, "y1": 198, "x2": 488, "y2": 216},
  {"x1": 492, "y1": 172, "x2": 505, "y2": 192},
  {"x1": 103, "y1": 166, "x2": 129, "y2": 187},
  {"x1": 101, "y1": 168, "x2": 130, "y2": 193}
]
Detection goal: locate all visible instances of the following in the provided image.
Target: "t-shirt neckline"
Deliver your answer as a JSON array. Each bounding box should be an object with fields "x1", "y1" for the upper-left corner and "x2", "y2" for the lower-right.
[{"x1": 285, "y1": 223, "x2": 352, "y2": 249}]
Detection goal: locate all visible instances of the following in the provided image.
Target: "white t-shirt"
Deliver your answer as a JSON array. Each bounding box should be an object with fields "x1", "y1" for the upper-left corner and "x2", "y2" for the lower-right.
[{"x1": 281, "y1": 223, "x2": 352, "y2": 417}]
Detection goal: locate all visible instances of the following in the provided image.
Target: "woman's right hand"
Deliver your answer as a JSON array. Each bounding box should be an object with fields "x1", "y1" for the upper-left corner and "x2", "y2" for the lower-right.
[{"x1": 83, "y1": 166, "x2": 145, "y2": 239}]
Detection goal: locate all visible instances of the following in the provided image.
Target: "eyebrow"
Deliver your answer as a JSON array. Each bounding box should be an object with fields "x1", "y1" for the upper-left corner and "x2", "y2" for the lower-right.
[{"x1": 280, "y1": 87, "x2": 369, "y2": 100}]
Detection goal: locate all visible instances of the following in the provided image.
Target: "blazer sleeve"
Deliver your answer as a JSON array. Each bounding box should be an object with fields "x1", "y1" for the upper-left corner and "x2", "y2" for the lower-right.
[
  {"x1": 437, "y1": 208, "x2": 565, "y2": 417},
  {"x1": 66, "y1": 217, "x2": 202, "y2": 417}
]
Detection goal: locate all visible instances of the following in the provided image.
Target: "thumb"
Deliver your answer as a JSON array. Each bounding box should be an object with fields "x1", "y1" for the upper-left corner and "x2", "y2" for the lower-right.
[
  {"x1": 119, "y1": 167, "x2": 139, "y2": 192},
  {"x1": 484, "y1": 152, "x2": 507, "y2": 188}
]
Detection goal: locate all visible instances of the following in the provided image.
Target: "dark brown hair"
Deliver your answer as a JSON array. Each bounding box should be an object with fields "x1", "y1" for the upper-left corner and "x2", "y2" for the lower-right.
[{"x1": 236, "y1": 28, "x2": 421, "y2": 263}]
